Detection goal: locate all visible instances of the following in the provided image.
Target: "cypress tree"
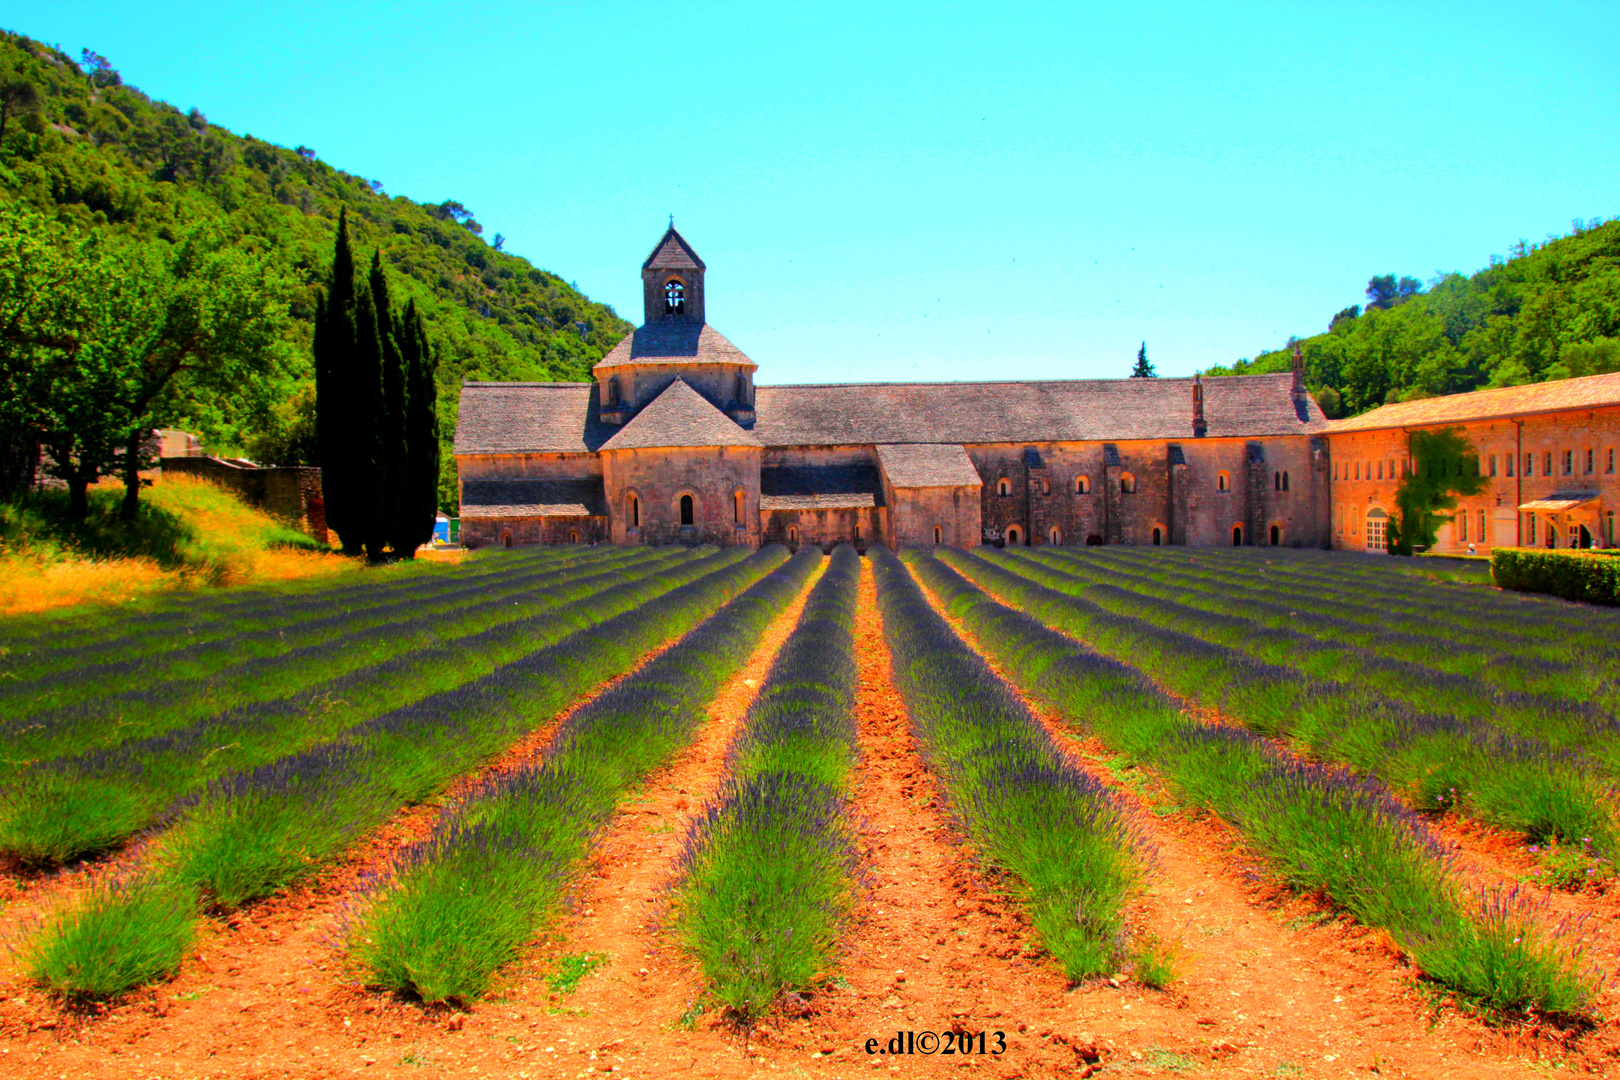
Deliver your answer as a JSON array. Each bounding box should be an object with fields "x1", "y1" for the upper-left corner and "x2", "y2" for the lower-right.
[
  {"x1": 313, "y1": 210, "x2": 361, "y2": 553},
  {"x1": 370, "y1": 251, "x2": 411, "y2": 557},
  {"x1": 351, "y1": 277, "x2": 388, "y2": 560},
  {"x1": 397, "y1": 298, "x2": 440, "y2": 557}
]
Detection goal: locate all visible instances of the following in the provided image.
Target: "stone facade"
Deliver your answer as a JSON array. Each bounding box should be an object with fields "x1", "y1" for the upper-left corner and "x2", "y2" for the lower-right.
[
  {"x1": 1325, "y1": 375, "x2": 1620, "y2": 553},
  {"x1": 161, "y1": 455, "x2": 327, "y2": 542}
]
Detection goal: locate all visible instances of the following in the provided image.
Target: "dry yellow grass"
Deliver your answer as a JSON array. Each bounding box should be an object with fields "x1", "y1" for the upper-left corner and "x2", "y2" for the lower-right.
[{"x1": 0, "y1": 475, "x2": 357, "y2": 617}]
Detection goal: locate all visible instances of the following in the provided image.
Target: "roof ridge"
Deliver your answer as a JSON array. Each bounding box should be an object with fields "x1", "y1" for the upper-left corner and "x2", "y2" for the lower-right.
[{"x1": 754, "y1": 373, "x2": 1288, "y2": 390}]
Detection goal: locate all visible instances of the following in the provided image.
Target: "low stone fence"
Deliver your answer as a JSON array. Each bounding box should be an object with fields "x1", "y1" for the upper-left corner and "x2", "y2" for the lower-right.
[{"x1": 161, "y1": 456, "x2": 327, "y2": 542}]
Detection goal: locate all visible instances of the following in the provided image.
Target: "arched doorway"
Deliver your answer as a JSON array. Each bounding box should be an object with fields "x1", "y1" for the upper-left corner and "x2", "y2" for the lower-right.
[
  {"x1": 569, "y1": 530, "x2": 579, "y2": 544},
  {"x1": 680, "y1": 494, "x2": 695, "y2": 526},
  {"x1": 1049, "y1": 526, "x2": 1061, "y2": 545},
  {"x1": 1269, "y1": 524, "x2": 1280, "y2": 546},
  {"x1": 501, "y1": 530, "x2": 513, "y2": 548},
  {"x1": 789, "y1": 525, "x2": 799, "y2": 545},
  {"x1": 933, "y1": 526, "x2": 942, "y2": 544},
  {"x1": 1232, "y1": 525, "x2": 1243, "y2": 547},
  {"x1": 1151, "y1": 527, "x2": 1162, "y2": 546},
  {"x1": 1006, "y1": 525, "x2": 1022, "y2": 546}
]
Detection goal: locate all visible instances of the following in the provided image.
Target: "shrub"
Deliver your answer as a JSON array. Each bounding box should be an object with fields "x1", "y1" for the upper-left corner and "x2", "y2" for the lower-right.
[{"x1": 1492, "y1": 548, "x2": 1620, "y2": 606}]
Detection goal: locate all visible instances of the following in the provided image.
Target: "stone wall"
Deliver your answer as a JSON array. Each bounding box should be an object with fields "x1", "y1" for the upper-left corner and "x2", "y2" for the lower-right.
[
  {"x1": 597, "y1": 363, "x2": 752, "y2": 421},
  {"x1": 461, "y1": 514, "x2": 606, "y2": 548},
  {"x1": 161, "y1": 456, "x2": 325, "y2": 542},
  {"x1": 602, "y1": 444, "x2": 761, "y2": 547},
  {"x1": 884, "y1": 480, "x2": 981, "y2": 547},
  {"x1": 760, "y1": 505, "x2": 884, "y2": 552}
]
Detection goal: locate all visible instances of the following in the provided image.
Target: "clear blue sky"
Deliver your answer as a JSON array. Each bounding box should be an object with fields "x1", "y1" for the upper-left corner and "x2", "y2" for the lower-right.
[{"x1": 8, "y1": 2, "x2": 1619, "y2": 384}]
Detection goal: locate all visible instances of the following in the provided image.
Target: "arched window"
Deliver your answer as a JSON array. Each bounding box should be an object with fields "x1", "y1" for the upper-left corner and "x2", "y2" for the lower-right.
[
  {"x1": 854, "y1": 524, "x2": 861, "y2": 542},
  {"x1": 1269, "y1": 524, "x2": 1280, "y2": 546},
  {"x1": 1049, "y1": 526, "x2": 1061, "y2": 545},
  {"x1": 997, "y1": 478, "x2": 1011, "y2": 496},
  {"x1": 933, "y1": 526, "x2": 942, "y2": 544},
  {"x1": 1217, "y1": 471, "x2": 1230, "y2": 492},
  {"x1": 1232, "y1": 525, "x2": 1243, "y2": 547},
  {"x1": 734, "y1": 372, "x2": 748, "y2": 403},
  {"x1": 1076, "y1": 475, "x2": 1090, "y2": 494},
  {"x1": 1152, "y1": 527, "x2": 1162, "y2": 546},
  {"x1": 789, "y1": 525, "x2": 799, "y2": 545},
  {"x1": 1282, "y1": 471, "x2": 1290, "y2": 492},
  {"x1": 1039, "y1": 478, "x2": 1050, "y2": 495},
  {"x1": 606, "y1": 377, "x2": 620, "y2": 406},
  {"x1": 664, "y1": 278, "x2": 685, "y2": 315},
  {"x1": 733, "y1": 490, "x2": 744, "y2": 524},
  {"x1": 630, "y1": 494, "x2": 640, "y2": 528},
  {"x1": 680, "y1": 494, "x2": 695, "y2": 526},
  {"x1": 1006, "y1": 525, "x2": 1022, "y2": 546},
  {"x1": 1120, "y1": 473, "x2": 1136, "y2": 494},
  {"x1": 1274, "y1": 472, "x2": 1281, "y2": 492}
]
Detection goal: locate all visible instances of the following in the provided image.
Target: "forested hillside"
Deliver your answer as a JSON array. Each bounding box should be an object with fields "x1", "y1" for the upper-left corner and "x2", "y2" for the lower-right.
[
  {"x1": 0, "y1": 29, "x2": 631, "y2": 509},
  {"x1": 1201, "y1": 218, "x2": 1620, "y2": 418}
]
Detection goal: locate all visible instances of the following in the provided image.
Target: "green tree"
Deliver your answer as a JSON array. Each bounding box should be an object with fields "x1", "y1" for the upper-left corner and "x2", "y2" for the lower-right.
[
  {"x1": 395, "y1": 298, "x2": 439, "y2": 556},
  {"x1": 1130, "y1": 341, "x2": 1156, "y2": 378},
  {"x1": 1389, "y1": 427, "x2": 1487, "y2": 555},
  {"x1": 0, "y1": 77, "x2": 40, "y2": 146}
]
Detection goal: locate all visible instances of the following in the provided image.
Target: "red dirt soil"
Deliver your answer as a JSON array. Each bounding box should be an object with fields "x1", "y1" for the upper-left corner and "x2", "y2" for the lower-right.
[{"x1": 1, "y1": 557, "x2": 1618, "y2": 1078}]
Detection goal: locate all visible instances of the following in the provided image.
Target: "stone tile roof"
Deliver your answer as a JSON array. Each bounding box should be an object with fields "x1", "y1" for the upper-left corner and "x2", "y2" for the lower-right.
[
  {"x1": 453, "y1": 382, "x2": 611, "y2": 455},
  {"x1": 875, "y1": 444, "x2": 983, "y2": 489},
  {"x1": 593, "y1": 322, "x2": 757, "y2": 371},
  {"x1": 760, "y1": 464, "x2": 883, "y2": 510},
  {"x1": 643, "y1": 226, "x2": 704, "y2": 270},
  {"x1": 459, "y1": 477, "x2": 606, "y2": 519},
  {"x1": 751, "y1": 373, "x2": 1325, "y2": 445},
  {"x1": 1326, "y1": 372, "x2": 1620, "y2": 433},
  {"x1": 599, "y1": 378, "x2": 763, "y2": 452}
]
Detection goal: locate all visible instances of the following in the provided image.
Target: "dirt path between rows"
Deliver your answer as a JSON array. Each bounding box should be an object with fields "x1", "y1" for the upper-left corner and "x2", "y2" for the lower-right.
[
  {"x1": 0, "y1": 589, "x2": 741, "y2": 1079},
  {"x1": 908, "y1": 559, "x2": 1562, "y2": 1078}
]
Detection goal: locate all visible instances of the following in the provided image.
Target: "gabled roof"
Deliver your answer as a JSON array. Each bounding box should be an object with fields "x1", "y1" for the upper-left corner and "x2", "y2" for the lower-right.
[
  {"x1": 459, "y1": 478, "x2": 606, "y2": 519},
  {"x1": 453, "y1": 382, "x2": 612, "y2": 455},
  {"x1": 593, "y1": 322, "x2": 757, "y2": 371},
  {"x1": 599, "y1": 378, "x2": 762, "y2": 452},
  {"x1": 643, "y1": 226, "x2": 704, "y2": 270},
  {"x1": 876, "y1": 444, "x2": 982, "y2": 489},
  {"x1": 750, "y1": 373, "x2": 1324, "y2": 445},
  {"x1": 1326, "y1": 372, "x2": 1620, "y2": 433}
]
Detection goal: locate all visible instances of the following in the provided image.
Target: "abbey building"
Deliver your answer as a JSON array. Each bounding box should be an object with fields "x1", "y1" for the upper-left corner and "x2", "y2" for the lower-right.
[{"x1": 454, "y1": 227, "x2": 1337, "y2": 551}]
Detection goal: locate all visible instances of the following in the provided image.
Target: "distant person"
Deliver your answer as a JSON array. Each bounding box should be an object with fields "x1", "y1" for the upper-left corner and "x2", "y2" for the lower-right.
[{"x1": 1467, "y1": 543, "x2": 1477, "y2": 556}]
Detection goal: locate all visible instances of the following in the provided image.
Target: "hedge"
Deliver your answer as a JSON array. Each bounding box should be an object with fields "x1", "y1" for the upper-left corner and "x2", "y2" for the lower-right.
[{"x1": 1492, "y1": 548, "x2": 1620, "y2": 606}]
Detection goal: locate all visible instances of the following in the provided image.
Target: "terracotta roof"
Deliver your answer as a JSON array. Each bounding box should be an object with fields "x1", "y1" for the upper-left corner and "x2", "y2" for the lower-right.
[
  {"x1": 751, "y1": 373, "x2": 1324, "y2": 445},
  {"x1": 459, "y1": 477, "x2": 606, "y2": 518},
  {"x1": 593, "y1": 322, "x2": 757, "y2": 371},
  {"x1": 599, "y1": 378, "x2": 762, "y2": 452},
  {"x1": 643, "y1": 226, "x2": 704, "y2": 270},
  {"x1": 875, "y1": 444, "x2": 983, "y2": 489},
  {"x1": 1519, "y1": 490, "x2": 1600, "y2": 512},
  {"x1": 1326, "y1": 372, "x2": 1620, "y2": 433},
  {"x1": 452, "y1": 382, "x2": 611, "y2": 455},
  {"x1": 760, "y1": 464, "x2": 883, "y2": 510}
]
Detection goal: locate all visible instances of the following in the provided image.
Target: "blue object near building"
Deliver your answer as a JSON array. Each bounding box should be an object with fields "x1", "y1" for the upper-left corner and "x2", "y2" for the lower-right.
[{"x1": 433, "y1": 515, "x2": 450, "y2": 544}]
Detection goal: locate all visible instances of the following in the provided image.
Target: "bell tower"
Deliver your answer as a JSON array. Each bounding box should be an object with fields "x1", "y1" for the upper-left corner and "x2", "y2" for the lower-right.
[{"x1": 642, "y1": 223, "x2": 706, "y2": 324}]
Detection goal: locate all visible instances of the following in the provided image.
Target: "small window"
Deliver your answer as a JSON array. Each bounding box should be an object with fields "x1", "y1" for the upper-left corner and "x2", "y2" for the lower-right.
[
  {"x1": 1375, "y1": 461, "x2": 1383, "y2": 481},
  {"x1": 1217, "y1": 471, "x2": 1229, "y2": 492},
  {"x1": 1458, "y1": 512, "x2": 1467, "y2": 542},
  {"x1": 997, "y1": 478, "x2": 1011, "y2": 496},
  {"x1": 1585, "y1": 448, "x2": 1594, "y2": 475},
  {"x1": 1152, "y1": 527, "x2": 1162, "y2": 546},
  {"x1": 680, "y1": 493, "x2": 695, "y2": 526},
  {"x1": 1049, "y1": 526, "x2": 1061, "y2": 545},
  {"x1": 1608, "y1": 510, "x2": 1616, "y2": 545},
  {"x1": 1232, "y1": 525, "x2": 1243, "y2": 547},
  {"x1": 854, "y1": 524, "x2": 861, "y2": 541},
  {"x1": 1609, "y1": 448, "x2": 1615, "y2": 474},
  {"x1": 933, "y1": 526, "x2": 942, "y2": 544},
  {"x1": 1076, "y1": 475, "x2": 1090, "y2": 494},
  {"x1": 664, "y1": 277, "x2": 685, "y2": 315},
  {"x1": 1506, "y1": 453, "x2": 1515, "y2": 477},
  {"x1": 1283, "y1": 471, "x2": 1290, "y2": 492},
  {"x1": 1332, "y1": 462, "x2": 1338, "y2": 480},
  {"x1": 630, "y1": 495, "x2": 640, "y2": 528},
  {"x1": 1544, "y1": 450, "x2": 1553, "y2": 476},
  {"x1": 1354, "y1": 462, "x2": 1361, "y2": 480},
  {"x1": 1478, "y1": 509, "x2": 1486, "y2": 543},
  {"x1": 569, "y1": 530, "x2": 579, "y2": 544},
  {"x1": 1120, "y1": 472, "x2": 1136, "y2": 494},
  {"x1": 789, "y1": 525, "x2": 798, "y2": 544},
  {"x1": 733, "y1": 490, "x2": 744, "y2": 525},
  {"x1": 1525, "y1": 452, "x2": 1533, "y2": 476},
  {"x1": 1564, "y1": 449, "x2": 1574, "y2": 476},
  {"x1": 1039, "y1": 478, "x2": 1050, "y2": 496},
  {"x1": 1489, "y1": 454, "x2": 1497, "y2": 477},
  {"x1": 1274, "y1": 472, "x2": 1281, "y2": 492}
]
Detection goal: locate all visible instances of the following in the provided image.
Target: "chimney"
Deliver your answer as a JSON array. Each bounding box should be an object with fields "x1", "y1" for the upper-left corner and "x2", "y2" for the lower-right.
[
  {"x1": 1192, "y1": 374, "x2": 1207, "y2": 437},
  {"x1": 1291, "y1": 341, "x2": 1306, "y2": 401}
]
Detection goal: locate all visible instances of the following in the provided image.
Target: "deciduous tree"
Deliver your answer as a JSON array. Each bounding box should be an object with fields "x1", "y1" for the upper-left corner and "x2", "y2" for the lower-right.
[{"x1": 1390, "y1": 426, "x2": 1487, "y2": 555}]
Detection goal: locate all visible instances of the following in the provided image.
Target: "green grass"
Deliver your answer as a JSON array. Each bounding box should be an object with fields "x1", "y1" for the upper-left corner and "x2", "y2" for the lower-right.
[{"x1": 547, "y1": 952, "x2": 608, "y2": 995}]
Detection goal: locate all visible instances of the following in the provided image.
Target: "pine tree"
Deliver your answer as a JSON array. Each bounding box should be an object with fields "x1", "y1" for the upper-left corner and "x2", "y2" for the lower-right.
[
  {"x1": 1130, "y1": 341, "x2": 1156, "y2": 378},
  {"x1": 313, "y1": 210, "x2": 360, "y2": 553}
]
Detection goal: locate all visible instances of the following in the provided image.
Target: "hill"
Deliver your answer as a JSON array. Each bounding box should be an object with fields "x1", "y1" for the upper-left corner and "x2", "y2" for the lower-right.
[
  {"x1": 0, "y1": 29, "x2": 632, "y2": 510},
  {"x1": 1200, "y1": 218, "x2": 1620, "y2": 417}
]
